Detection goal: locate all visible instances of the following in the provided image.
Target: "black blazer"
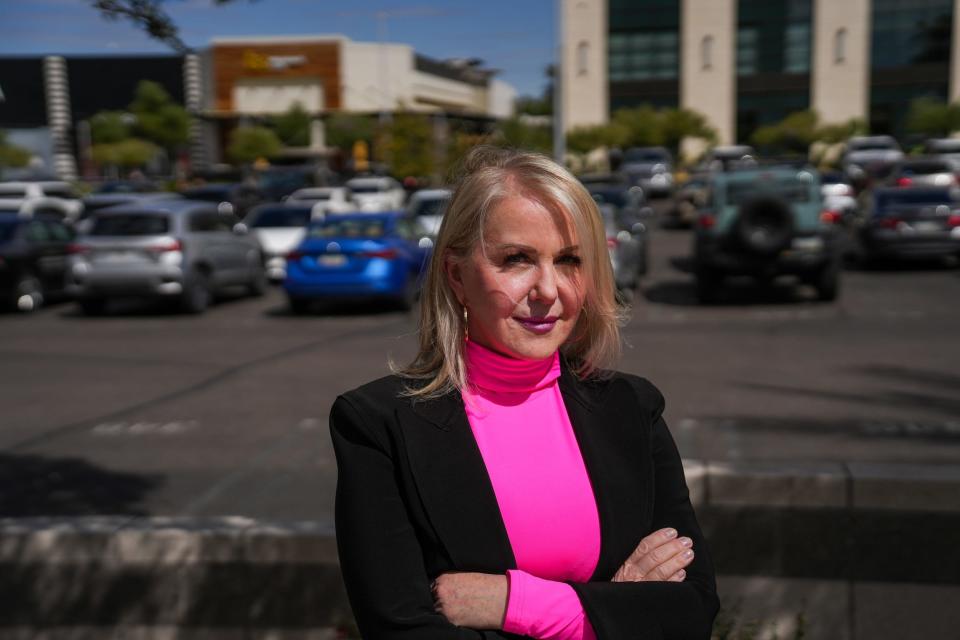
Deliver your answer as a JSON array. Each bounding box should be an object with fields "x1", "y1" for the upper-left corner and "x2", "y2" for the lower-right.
[{"x1": 330, "y1": 363, "x2": 719, "y2": 639}]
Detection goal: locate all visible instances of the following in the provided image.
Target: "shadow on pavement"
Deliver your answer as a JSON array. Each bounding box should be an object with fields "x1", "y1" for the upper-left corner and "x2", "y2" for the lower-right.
[
  {"x1": 642, "y1": 278, "x2": 819, "y2": 307},
  {"x1": 264, "y1": 301, "x2": 414, "y2": 318},
  {"x1": 0, "y1": 453, "x2": 161, "y2": 516}
]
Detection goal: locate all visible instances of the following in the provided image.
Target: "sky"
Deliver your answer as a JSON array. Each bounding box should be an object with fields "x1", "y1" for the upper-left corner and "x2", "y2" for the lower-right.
[{"x1": 0, "y1": 0, "x2": 556, "y2": 98}]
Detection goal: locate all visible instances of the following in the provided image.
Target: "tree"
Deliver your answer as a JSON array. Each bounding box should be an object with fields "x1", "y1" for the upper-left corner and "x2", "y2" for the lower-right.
[
  {"x1": 129, "y1": 80, "x2": 189, "y2": 154},
  {"x1": 378, "y1": 113, "x2": 435, "y2": 179},
  {"x1": 566, "y1": 122, "x2": 629, "y2": 155},
  {"x1": 494, "y1": 117, "x2": 552, "y2": 154},
  {"x1": 90, "y1": 111, "x2": 131, "y2": 144},
  {"x1": 326, "y1": 114, "x2": 376, "y2": 153},
  {"x1": 271, "y1": 102, "x2": 312, "y2": 148},
  {"x1": 0, "y1": 131, "x2": 31, "y2": 169},
  {"x1": 91, "y1": 138, "x2": 158, "y2": 169},
  {"x1": 905, "y1": 97, "x2": 960, "y2": 137},
  {"x1": 91, "y1": 0, "x2": 242, "y2": 52},
  {"x1": 751, "y1": 110, "x2": 820, "y2": 154},
  {"x1": 227, "y1": 126, "x2": 281, "y2": 165}
]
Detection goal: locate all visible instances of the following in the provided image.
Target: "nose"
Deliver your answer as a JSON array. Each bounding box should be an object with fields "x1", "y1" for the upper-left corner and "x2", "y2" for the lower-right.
[{"x1": 529, "y1": 263, "x2": 559, "y2": 306}]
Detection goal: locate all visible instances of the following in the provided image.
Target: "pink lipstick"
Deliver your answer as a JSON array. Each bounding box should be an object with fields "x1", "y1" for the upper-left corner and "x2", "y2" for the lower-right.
[{"x1": 515, "y1": 316, "x2": 558, "y2": 334}]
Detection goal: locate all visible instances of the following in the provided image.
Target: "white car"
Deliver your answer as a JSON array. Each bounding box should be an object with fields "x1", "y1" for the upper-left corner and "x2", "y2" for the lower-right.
[
  {"x1": 345, "y1": 176, "x2": 406, "y2": 212},
  {"x1": 286, "y1": 187, "x2": 354, "y2": 215},
  {"x1": 407, "y1": 188, "x2": 452, "y2": 237},
  {"x1": 245, "y1": 203, "x2": 318, "y2": 283},
  {"x1": 0, "y1": 181, "x2": 84, "y2": 221}
]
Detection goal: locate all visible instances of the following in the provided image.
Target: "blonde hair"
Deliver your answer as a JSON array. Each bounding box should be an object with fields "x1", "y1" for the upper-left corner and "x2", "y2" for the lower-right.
[{"x1": 395, "y1": 146, "x2": 622, "y2": 398}]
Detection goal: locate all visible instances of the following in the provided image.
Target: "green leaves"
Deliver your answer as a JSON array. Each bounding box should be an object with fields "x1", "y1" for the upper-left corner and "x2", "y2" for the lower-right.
[
  {"x1": 129, "y1": 80, "x2": 190, "y2": 151},
  {"x1": 228, "y1": 126, "x2": 282, "y2": 164}
]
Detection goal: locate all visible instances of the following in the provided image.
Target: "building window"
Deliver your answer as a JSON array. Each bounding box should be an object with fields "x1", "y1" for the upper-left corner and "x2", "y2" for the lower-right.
[
  {"x1": 577, "y1": 41, "x2": 589, "y2": 75},
  {"x1": 833, "y1": 28, "x2": 847, "y2": 64},
  {"x1": 871, "y1": 0, "x2": 952, "y2": 69},
  {"x1": 784, "y1": 23, "x2": 810, "y2": 72},
  {"x1": 701, "y1": 35, "x2": 714, "y2": 70},
  {"x1": 737, "y1": 28, "x2": 758, "y2": 76},
  {"x1": 608, "y1": 30, "x2": 678, "y2": 81}
]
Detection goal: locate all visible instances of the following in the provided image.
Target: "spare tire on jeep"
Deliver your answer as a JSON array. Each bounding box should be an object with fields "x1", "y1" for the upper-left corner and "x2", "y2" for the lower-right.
[{"x1": 733, "y1": 196, "x2": 794, "y2": 256}]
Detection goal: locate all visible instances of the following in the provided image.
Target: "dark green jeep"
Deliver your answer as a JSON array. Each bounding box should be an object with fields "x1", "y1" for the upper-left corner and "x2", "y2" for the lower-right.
[{"x1": 693, "y1": 166, "x2": 842, "y2": 303}]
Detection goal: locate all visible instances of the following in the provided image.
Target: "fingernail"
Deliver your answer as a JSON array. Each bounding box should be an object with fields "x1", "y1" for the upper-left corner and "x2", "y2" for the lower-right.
[
  {"x1": 677, "y1": 570, "x2": 686, "y2": 579},
  {"x1": 680, "y1": 537, "x2": 693, "y2": 548},
  {"x1": 664, "y1": 528, "x2": 677, "y2": 539},
  {"x1": 683, "y1": 549, "x2": 694, "y2": 559}
]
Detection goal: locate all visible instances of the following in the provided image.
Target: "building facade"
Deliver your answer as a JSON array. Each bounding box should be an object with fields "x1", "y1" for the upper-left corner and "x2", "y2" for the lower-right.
[
  {"x1": 0, "y1": 35, "x2": 516, "y2": 178},
  {"x1": 563, "y1": 0, "x2": 960, "y2": 146}
]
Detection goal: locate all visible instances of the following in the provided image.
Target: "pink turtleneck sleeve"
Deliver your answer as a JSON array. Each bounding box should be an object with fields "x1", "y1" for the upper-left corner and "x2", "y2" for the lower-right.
[{"x1": 463, "y1": 341, "x2": 600, "y2": 640}]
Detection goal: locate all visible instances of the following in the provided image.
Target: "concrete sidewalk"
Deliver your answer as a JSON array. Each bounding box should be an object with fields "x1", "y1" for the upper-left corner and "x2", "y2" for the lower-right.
[{"x1": 1, "y1": 459, "x2": 958, "y2": 639}]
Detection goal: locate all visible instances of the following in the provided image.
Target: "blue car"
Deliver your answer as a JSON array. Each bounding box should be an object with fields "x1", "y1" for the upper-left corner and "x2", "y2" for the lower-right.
[{"x1": 284, "y1": 212, "x2": 433, "y2": 313}]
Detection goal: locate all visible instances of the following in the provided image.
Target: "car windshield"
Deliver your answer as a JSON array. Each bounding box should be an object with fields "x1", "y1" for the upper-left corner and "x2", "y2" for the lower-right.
[
  {"x1": 726, "y1": 178, "x2": 812, "y2": 205},
  {"x1": 293, "y1": 190, "x2": 333, "y2": 201},
  {"x1": 901, "y1": 161, "x2": 952, "y2": 175},
  {"x1": 182, "y1": 187, "x2": 230, "y2": 201},
  {"x1": 410, "y1": 197, "x2": 449, "y2": 217},
  {"x1": 0, "y1": 186, "x2": 28, "y2": 198},
  {"x1": 0, "y1": 218, "x2": 19, "y2": 243},
  {"x1": 876, "y1": 190, "x2": 958, "y2": 212},
  {"x1": 43, "y1": 186, "x2": 80, "y2": 199},
  {"x1": 309, "y1": 218, "x2": 391, "y2": 239},
  {"x1": 248, "y1": 207, "x2": 311, "y2": 228},
  {"x1": 850, "y1": 142, "x2": 896, "y2": 151},
  {"x1": 90, "y1": 214, "x2": 170, "y2": 236},
  {"x1": 624, "y1": 149, "x2": 668, "y2": 162},
  {"x1": 588, "y1": 188, "x2": 627, "y2": 208},
  {"x1": 350, "y1": 184, "x2": 384, "y2": 194}
]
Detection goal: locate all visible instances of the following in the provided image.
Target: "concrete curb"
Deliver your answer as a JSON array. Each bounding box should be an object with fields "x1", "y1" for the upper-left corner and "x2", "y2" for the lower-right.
[{"x1": 0, "y1": 459, "x2": 957, "y2": 631}]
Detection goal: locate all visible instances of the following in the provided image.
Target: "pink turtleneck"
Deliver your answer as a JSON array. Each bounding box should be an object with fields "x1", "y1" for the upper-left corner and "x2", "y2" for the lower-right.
[{"x1": 463, "y1": 340, "x2": 600, "y2": 640}]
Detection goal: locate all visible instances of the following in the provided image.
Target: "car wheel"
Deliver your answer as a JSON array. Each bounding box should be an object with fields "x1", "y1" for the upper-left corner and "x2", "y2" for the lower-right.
[
  {"x1": 695, "y1": 268, "x2": 722, "y2": 304},
  {"x1": 181, "y1": 272, "x2": 211, "y2": 314},
  {"x1": 12, "y1": 273, "x2": 43, "y2": 312},
  {"x1": 247, "y1": 265, "x2": 267, "y2": 297},
  {"x1": 79, "y1": 298, "x2": 107, "y2": 316},
  {"x1": 288, "y1": 295, "x2": 310, "y2": 314},
  {"x1": 397, "y1": 274, "x2": 419, "y2": 312},
  {"x1": 814, "y1": 261, "x2": 840, "y2": 302}
]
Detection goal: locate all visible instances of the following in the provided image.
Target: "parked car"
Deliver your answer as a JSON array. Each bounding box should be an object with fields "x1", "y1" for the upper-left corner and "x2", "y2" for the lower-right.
[
  {"x1": 620, "y1": 146, "x2": 674, "y2": 197},
  {"x1": 581, "y1": 180, "x2": 650, "y2": 294},
  {"x1": 693, "y1": 166, "x2": 842, "y2": 302},
  {"x1": 701, "y1": 145, "x2": 756, "y2": 172},
  {"x1": 842, "y1": 135, "x2": 903, "y2": 181},
  {"x1": 67, "y1": 200, "x2": 265, "y2": 315},
  {"x1": 345, "y1": 176, "x2": 406, "y2": 212},
  {"x1": 83, "y1": 181, "x2": 178, "y2": 217},
  {"x1": 286, "y1": 187, "x2": 354, "y2": 215},
  {"x1": 859, "y1": 187, "x2": 960, "y2": 264},
  {"x1": 284, "y1": 212, "x2": 432, "y2": 313},
  {"x1": 924, "y1": 137, "x2": 960, "y2": 164},
  {"x1": 245, "y1": 203, "x2": 316, "y2": 283},
  {"x1": 888, "y1": 157, "x2": 959, "y2": 188},
  {"x1": 667, "y1": 174, "x2": 710, "y2": 228},
  {"x1": 0, "y1": 213, "x2": 74, "y2": 312},
  {"x1": 406, "y1": 188, "x2": 451, "y2": 237},
  {"x1": 179, "y1": 183, "x2": 265, "y2": 219},
  {"x1": 0, "y1": 181, "x2": 84, "y2": 221}
]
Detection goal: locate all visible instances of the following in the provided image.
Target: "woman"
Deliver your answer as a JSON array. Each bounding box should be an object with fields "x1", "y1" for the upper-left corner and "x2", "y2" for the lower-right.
[{"x1": 330, "y1": 147, "x2": 719, "y2": 639}]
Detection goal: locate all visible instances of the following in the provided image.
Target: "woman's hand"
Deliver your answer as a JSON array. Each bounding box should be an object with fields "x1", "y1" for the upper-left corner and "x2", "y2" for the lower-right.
[
  {"x1": 612, "y1": 527, "x2": 694, "y2": 583},
  {"x1": 432, "y1": 572, "x2": 508, "y2": 629}
]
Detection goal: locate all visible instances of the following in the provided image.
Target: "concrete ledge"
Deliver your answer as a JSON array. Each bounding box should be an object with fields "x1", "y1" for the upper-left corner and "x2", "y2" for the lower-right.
[{"x1": 0, "y1": 459, "x2": 958, "y2": 632}]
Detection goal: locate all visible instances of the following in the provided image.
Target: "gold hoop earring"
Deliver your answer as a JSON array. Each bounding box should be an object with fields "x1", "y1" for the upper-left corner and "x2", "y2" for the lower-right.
[{"x1": 463, "y1": 306, "x2": 469, "y2": 342}]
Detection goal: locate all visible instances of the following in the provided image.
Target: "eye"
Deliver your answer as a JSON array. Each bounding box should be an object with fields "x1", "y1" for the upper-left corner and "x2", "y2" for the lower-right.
[
  {"x1": 503, "y1": 252, "x2": 531, "y2": 265},
  {"x1": 557, "y1": 254, "x2": 582, "y2": 266}
]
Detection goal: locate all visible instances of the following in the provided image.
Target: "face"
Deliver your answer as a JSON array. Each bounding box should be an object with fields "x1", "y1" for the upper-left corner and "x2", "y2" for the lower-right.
[{"x1": 446, "y1": 194, "x2": 587, "y2": 361}]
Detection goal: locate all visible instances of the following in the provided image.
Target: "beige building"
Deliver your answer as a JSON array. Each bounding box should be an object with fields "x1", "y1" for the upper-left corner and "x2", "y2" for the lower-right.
[
  {"x1": 203, "y1": 35, "x2": 516, "y2": 160},
  {"x1": 563, "y1": 0, "x2": 960, "y2": 146}
]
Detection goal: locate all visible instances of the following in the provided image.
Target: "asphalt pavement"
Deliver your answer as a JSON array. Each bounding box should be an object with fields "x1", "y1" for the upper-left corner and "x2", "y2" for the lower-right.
[{"x1": 1, "y1": 213, "x2": 959, "y2": 521}]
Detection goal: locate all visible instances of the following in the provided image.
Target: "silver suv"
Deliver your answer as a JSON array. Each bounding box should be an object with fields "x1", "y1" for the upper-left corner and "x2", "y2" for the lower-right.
[{"x1": 68, "y1": 200, "x2": 265, "y2": 315}]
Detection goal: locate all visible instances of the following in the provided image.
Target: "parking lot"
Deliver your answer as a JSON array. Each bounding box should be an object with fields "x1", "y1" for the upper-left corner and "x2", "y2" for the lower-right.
[{"x1": 2, "y1": 212, "x2": 958, "y2": 522}]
